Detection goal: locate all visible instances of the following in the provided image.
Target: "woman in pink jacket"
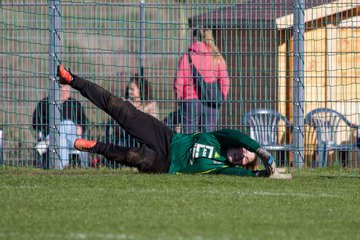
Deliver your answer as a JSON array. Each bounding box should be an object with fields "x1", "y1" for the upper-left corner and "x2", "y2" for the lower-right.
[{"x1": 174, "y1": 28, "x2": 230, "y2": 133}]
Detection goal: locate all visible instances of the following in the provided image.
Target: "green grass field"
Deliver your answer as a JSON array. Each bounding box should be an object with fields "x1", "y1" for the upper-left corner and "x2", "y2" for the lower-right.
[{"x1": 0, "y1": 167, "x2": 359, "y2": 240}]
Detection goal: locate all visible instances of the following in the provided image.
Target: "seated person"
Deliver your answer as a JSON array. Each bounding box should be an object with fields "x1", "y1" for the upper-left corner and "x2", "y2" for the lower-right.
[
  {"x1": 32, "y1": 84, "x2": 88, "y2": 169},
  {"x1": 126, "y1": 74, "x2": 159, "y2": 119}
]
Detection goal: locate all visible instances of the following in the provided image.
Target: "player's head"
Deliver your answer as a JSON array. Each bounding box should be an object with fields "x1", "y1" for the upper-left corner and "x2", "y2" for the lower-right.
[{"x1": 227, "y1": 147, "x2": 257, "y2": 168}]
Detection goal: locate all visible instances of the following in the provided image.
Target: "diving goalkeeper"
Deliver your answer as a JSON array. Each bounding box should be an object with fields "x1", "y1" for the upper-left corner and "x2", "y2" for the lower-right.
[{"x1": 57, "y1": 64, "x2": 288, "y2": 178}]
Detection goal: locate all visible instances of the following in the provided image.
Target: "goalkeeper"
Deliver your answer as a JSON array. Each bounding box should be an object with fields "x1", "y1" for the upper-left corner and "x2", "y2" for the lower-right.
[{"x1": 57, "y1": 64, "x2": 279, "y2": 178}]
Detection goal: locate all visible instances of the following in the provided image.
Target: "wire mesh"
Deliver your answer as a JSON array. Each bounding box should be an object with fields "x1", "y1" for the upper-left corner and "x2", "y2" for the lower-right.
[{"x1": 0, "y1": 0, "x2": 359, "y2": 170}]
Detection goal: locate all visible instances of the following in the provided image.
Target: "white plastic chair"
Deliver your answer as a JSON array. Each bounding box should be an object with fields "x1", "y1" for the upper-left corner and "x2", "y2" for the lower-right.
[{"x1": 305, "y1": 108, "x2": 359, "y2": 168}]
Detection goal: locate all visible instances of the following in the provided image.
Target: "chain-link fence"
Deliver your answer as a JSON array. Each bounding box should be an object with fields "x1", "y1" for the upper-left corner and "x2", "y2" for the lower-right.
[{"x1": 1, "y1": 0, "x2": 359, "y2": 170}]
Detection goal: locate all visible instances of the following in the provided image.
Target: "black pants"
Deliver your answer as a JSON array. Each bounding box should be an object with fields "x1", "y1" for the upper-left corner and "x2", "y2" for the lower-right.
[{"x1": 70, "y1": 75, "x2": 174, "y2": 173}]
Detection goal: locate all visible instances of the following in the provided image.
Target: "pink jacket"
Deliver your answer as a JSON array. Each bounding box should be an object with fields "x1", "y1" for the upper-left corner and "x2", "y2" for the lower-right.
[{"x1": 174, "y1": 42, "x2": 230, "y2": 100}]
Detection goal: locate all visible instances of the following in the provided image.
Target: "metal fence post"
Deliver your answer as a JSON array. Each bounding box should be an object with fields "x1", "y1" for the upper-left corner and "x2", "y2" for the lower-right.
[
  {"x1": 139, "y1": 0, "x2": 145, "y2": 77},
  {"x1": 0, "y1": 128, "x2": 3, "y2": 166},
  {"x1": 293, "y1": 0, "x2": 305, "y2": 168},
  {"x1": 357, "y1": 127, "x2": 360, "y2": 167},
  {"x1": 48, "y1": 0, "x2": 61, "y2": 169}
]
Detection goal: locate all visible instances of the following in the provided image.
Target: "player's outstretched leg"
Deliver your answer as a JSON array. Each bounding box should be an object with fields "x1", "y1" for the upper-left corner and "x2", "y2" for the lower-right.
[
  {"x1": 74, "y1": 138, "x2": 163, "y2": 172},
  {"x1": 57, "y1": 64, "x2": 148, "y2": 140},
  {"x1": 74, "y1": 138, "x2": 132, "y2": 167},
  {"x1": 58, "y1": 64, "x2": 173, "y2": 173},
  {"x1": 57, "y1": 64, "x2": 113, "y2": 113},
  {"x1": 57, "y1": 64, "x2": 173, "y2": 154}
]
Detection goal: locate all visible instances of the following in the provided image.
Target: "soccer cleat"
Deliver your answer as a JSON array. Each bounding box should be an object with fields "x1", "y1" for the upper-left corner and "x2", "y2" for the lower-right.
[
  {"x1": 57, "y1": 64, "x2": 73, "y2": 84},
  {"x1": 74, "y1": 138, "x2": 96, "y2": 152}
]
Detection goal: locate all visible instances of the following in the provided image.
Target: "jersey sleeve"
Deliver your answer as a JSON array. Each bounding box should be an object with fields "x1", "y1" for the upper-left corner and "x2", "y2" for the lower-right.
[{"x1": 211, "y1": 129, "x2": 261, "y2": 153}]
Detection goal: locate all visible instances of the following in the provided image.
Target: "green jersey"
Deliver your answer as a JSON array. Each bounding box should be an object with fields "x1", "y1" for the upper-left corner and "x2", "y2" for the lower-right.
[{"x1": 168, "y1": 129, "x2": 261, "y2": 176}]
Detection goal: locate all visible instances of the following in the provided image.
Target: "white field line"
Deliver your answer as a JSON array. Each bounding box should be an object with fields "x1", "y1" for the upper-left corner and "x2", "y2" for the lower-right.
[
  {"x1": 0, "y1": 232, "x2": 207, "y2": 240},
  {"x1": 237, "y1": 191, "x2": 339, "y2": 198},
  {"x1": 0, "y1": 185, "x2": 340, "y2": 198},
  {"x1": 0, "y1": 185, "x2": 44, "y2": 189},
  {"x1": 124, "y1": 188, "x2": 341, "y2": 198},
  {"x1": 0, "y1": 232, "x2": 133, "y2": 239},
  {"x1": 69, "y1": 233, "x2": 132, "y2": 239}
]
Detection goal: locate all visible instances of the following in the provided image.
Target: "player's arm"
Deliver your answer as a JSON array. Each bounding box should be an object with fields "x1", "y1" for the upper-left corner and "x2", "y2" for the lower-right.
[
  {"x1": 211, "y1": 129, "x2": 260, "y2": 151},
  {"x1": 212, "y1": 129, "x2": 276, "y2": 176}
]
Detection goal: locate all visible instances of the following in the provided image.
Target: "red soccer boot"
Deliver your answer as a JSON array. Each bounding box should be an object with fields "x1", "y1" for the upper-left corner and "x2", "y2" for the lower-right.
[
  {"x1": 74, "y1": 138, "x2": 96, "y2": 152},
  {"x1": 57, "y1": 64, "x2": 73, "y2": 84}
]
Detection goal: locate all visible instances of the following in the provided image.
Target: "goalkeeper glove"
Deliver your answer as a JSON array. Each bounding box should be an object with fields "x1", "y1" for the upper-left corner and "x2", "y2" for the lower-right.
[{"x1": 257, "y1": 148, "x2": 276, "y2": 176}]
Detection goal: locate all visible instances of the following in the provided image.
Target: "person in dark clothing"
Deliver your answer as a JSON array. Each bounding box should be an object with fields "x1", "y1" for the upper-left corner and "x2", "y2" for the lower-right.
[
  {"x1": 58, "y1": 64, "x2": 290, "y2": 178},
  {"x1": 32, "y1": 84, "x2": 88, "y2": 169},
  {"x1": 32, "y1": 85, "x2": 87, "y2": 137}
]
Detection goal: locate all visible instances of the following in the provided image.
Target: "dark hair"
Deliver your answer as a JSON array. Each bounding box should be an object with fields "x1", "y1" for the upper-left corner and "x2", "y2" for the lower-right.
[
  {"x1": 192, "y1": 29, "x2": 202, "y2": 42},
  {"x1": 125, "y1": 74, "x2": 152, "y2": 101},
  {"x1": 226, "y1": 154, "x2": 258, "y2": 171}
]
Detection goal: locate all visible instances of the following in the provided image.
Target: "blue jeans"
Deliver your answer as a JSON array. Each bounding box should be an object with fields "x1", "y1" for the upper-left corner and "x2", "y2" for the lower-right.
[
  {"x1": 36, "y1": 120, "x2": 88, "y2": 169},
  {"x1": 180, "y1": 100, "x2": 219, "y2": 134},
  {"x1": 57, "y1": 120, "x2": 88, "y2": 169}
]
